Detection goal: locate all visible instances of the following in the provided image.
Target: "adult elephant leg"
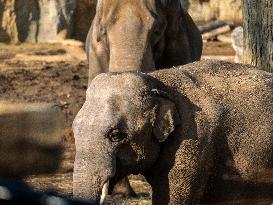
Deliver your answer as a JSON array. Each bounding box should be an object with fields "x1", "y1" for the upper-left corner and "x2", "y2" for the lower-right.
[{"x1": 112, "y1": 177, "x2": 137, "y2": 197}]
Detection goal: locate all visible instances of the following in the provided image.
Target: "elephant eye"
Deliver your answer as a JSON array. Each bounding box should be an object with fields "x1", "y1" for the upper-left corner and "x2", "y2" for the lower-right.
[{"x1": 107, "y1": 129, "x2": 128, "y2": 142}]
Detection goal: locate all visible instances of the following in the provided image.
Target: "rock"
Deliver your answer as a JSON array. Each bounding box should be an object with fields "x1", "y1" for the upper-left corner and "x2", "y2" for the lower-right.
[
  {"x1": 37, "y1": 0, "x2": 76, "y2": 43},
  {"x1": 0, "y1": 102, "x2": 65, "y2": 177},
  {"x1": 0, "y1": 0, "x2": 18, "y2": 43},
  {"x1": 231, "y1": 26, "x2": 243, "y2": 63},
  {"x1": 14, "y1": 0, "x2": 39, "y2": 43},
  {"x1": 19, "y1": 0, "x2": 76, "y2": 43},
  {"x1": 0, "y1": 0, "x2": 76, "y2": 43}
]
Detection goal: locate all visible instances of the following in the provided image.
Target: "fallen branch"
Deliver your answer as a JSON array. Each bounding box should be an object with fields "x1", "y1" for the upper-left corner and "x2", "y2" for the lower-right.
[
  {"x1": 217, "y1": 34, "x2": 232, "y2": 43},
  {"x1": 202, "y1": 25, "x2": 232, "y2": 41},
  {"x1": 198, "y1": 21, "x2": 226, "y2": 34}
]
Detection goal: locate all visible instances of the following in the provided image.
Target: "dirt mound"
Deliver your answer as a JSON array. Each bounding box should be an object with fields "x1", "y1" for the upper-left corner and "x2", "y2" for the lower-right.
[{"x1": 0, "y1": 60, "x2": 88, "y2": 128}]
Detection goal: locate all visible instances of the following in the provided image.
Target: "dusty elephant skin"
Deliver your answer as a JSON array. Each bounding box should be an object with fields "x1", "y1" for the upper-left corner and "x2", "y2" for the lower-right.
[
  {"x1": 73, "y1": 60, "x2": 273, "y2": 204},
  {"x1": 86, "y1": 0, "x2": 202, "y2": 85},
  {"x1": 85, "y1": 0, "x2": 202, "y2": 197}
]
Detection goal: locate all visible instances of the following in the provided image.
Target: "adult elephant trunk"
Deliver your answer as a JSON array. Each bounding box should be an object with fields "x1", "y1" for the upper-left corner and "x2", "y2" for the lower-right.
[
  {"x1": 109, "y1": 44, "x2": 155, "y2": 72},
  {"x1": 108, "y1": 15, "x2": 155, "y2": 72},
  {"x1": 73, "y1": 140, "x2": 116, "y2": 203}
]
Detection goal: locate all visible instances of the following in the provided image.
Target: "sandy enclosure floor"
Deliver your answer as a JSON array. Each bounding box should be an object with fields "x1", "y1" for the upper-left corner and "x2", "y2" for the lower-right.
[{"x1": 0, "y1": 41, "x2": 255, "y2": 205}]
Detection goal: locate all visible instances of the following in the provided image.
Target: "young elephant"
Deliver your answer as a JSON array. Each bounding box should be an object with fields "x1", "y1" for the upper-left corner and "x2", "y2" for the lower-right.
[
  {"x1": 86, "y1": 0, "x2": 202, "y2": 85},
  {"x1": 73, "y1": 60, "x2": 273, "y2": 204},
  {"x1": 86, "y1": 0, "x2": 202, "y2": 196}
]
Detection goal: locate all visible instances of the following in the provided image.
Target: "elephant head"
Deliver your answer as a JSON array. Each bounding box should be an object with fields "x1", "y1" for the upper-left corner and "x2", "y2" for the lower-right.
[
  {"x1": 86, "y1": 0, "x2": 202, "y2": 84},
  {"x1": 72, "y1": 73, "x2": 181, "y2": 203}
]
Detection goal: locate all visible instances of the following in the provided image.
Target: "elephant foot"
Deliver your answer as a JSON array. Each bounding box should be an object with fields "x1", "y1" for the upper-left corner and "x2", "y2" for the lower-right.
[{"x1": 111, "y1": 177, "x2": 137, "y2": 198}]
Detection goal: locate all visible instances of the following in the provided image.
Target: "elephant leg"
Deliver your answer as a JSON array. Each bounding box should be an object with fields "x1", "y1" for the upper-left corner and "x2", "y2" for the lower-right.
[
  {"x1": 111, "y1": 177, "x2": 137, "y2": 197},
  {"x1": 146, "y1": 139, "x2": 213, "y2": 205}
]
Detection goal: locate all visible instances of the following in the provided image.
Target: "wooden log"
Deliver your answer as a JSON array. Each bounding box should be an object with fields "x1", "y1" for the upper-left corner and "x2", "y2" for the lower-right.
[
  {"x1": 202, "y1": 25, "x2": 232, "y2": 41},
  {"x1": 0, "y1": 102, "x2": 65, "y2": 177},
  {"x1": 217, "y1": 34, "x2": 232, "y2": 43},
  {"x1": 198, "y1": 21, "x2": 226, "y2": 34}
]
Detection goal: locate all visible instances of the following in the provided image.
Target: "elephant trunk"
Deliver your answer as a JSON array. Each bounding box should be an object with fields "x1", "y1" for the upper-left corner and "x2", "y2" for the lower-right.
[
  {"x1": 73, "y1": 146, "x2": 116, "y2": 203},
  {"x1": 109, "y1": 44, "x2": 155, "y2": 72},
  {"x1": 108, "y1": 16, "x2": 155, "y2": 73}
]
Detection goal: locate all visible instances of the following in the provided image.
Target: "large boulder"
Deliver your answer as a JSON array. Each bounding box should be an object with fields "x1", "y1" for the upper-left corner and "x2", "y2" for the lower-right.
[
  {"x1": 0, "y1": 0, "x2": 76, "y2": 43},
  {"x1": 16, "y1": 0, "x2": 76, "y2": 43},
  {"x1": 14, "y1": 0, "x2": 40, "y2": 43},
  {"x1": 0, "y1": 102, "x2": 65, "y2": 177},
  {"x1": 231, "y1": 26, "x2": 244, "y2": 63},
  {"x1": 0, "y1": 0, "x2": 18, "y2": 43}
]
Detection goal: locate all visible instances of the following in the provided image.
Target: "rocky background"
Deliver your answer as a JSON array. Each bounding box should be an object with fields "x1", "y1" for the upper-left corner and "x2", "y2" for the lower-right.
[
  {"x1": 0, "y1": 0, "x2": 241, "y2": 43},
  {"x1": 185, "y1": 0, "x2": 242, "y2": 24}
]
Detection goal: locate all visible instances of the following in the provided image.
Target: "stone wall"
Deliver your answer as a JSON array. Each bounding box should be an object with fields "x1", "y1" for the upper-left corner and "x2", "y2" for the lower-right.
[
  {"x1": 0, "y1": 0, "x2": 241, "y2": 43},
  {"x1": 0, "y1": 0, "x2": 18, "y2": 43},
  {"x1": 0, "y1": 0, "x2": 76, "y2": 43}
]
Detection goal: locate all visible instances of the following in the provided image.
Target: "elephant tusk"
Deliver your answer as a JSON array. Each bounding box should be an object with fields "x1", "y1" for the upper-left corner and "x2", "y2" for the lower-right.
[{"x1": 100, "y1": 180, "x2": 109, "y2": 205}]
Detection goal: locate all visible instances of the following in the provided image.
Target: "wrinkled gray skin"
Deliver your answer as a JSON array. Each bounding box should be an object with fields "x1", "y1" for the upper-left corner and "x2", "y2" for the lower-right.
[
  {"x1": 85, "y1": 0, "x2": 202, "y2": 195},
  {"x1": 86, "y1": 0, "x2": 202, "y2": 85},
  {"x1": 73, "y1": 60, "x2": 273, "y2": 204}
]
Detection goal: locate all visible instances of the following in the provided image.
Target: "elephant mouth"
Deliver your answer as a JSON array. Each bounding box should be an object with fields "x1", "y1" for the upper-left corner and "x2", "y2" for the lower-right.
[
  {"x1": 99, "y1": 156, "x2": 129, "y2": 204},
  {"x1": 100, "y1": 176, "x2": 117, "y2": 204},
  {"x1": 99, "y1": 168, "x2": 117, "y2": 204}
]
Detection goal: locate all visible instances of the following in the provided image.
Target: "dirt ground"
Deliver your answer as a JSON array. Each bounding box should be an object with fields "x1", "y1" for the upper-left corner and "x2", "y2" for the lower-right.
[{"x1": 0, "y1": 40, "x2": 239, "y2": 204}]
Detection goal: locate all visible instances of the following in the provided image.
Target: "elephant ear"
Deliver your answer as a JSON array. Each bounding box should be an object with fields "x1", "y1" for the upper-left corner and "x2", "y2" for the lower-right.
[
  {"x1": 157, "y1": 1, "x2": 202, "y2": 67},
  {"x1": 151, "y1": 89, "x2": 181, "y2": 143}
]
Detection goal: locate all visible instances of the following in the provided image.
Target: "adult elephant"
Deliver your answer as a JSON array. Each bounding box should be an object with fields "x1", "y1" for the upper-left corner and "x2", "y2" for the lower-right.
[
  {"x1": 73, "y1": 60, "x2": 273, "y2": 204},
  {"x1": 86, "y1": 0, "x2": 202, "y2": 85}
]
